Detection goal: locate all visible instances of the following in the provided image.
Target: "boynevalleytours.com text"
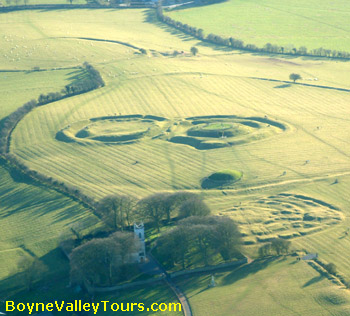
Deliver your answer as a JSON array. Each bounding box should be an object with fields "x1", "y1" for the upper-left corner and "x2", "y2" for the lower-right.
[{"x1": 4, "y1": 300, "x2": 182, "y2": 314}]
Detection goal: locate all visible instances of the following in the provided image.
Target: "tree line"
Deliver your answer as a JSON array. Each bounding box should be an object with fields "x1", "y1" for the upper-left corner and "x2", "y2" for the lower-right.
[
  {"x1": 37, "y1": 62, "x2": 104, "y2": 105},
  {"x1": 96, "y1": 191, "x2": 210, "y2": 232},
  {"x1": 156, "y1": 5, "x2": 350, "y2": 60},
  {"x1": 0, "y1": 63, "x2": 104, "y2": 213}
]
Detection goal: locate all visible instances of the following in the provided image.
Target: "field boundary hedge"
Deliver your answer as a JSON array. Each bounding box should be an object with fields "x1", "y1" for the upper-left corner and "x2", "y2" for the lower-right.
[
  {"x1": 156, "y1": 4, "x2": 350, "y2": 60},
  {"x1": 0, "y1": 62, "x2": 105, "y2": 213}
]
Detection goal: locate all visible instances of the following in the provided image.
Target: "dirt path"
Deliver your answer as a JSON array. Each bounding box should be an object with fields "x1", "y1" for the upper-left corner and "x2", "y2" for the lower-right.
[{"x1": 222, "y1": 170, "x2": 350, "y2": 196}]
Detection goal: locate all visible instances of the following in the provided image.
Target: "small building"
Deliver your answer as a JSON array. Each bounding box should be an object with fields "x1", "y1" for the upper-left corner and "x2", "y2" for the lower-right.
[{"x1": 302, "y1": 253, "x2": 318, "y2": 260}]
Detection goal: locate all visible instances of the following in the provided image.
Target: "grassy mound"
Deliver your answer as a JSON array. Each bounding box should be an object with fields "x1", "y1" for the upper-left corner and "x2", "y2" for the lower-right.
[
  {"x1": 56, "y1": 115, "x2": 166, "y2": 144},
  {"x1": 208, "y1": 169, "x2": 243, "y2": 182},
  {"x1": 168, "y1": 116, "x2": 286, "y2": 150},
  {"x1": 202, "y1": 169, "x2": 243, "y2": 189}
]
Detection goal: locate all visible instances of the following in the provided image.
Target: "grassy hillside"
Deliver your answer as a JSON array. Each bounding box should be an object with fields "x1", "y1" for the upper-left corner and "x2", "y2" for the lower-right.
[
  {"x1": 0, "y1": 69, "x2": 100, "y2": 295},
  {"x1": 167, "y1": 0, "x2": 350, "y2": 52},
  {"x1": 177, "y1": 257, "x2": 350, "y2": 316},
  {"x1": 1, "y1": 6, "x2": 350, "y2": 314}
]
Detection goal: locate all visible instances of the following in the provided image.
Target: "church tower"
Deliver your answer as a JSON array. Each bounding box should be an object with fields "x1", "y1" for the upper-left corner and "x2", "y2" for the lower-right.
[{"x1": 134, "y1": 223, "x2": 146, "y2": 262}]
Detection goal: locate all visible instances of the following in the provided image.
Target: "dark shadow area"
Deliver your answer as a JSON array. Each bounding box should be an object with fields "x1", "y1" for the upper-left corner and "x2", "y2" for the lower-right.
[
  {"x1": 143, "y1": 9, "x2": 210, "y2": 45},
  {"x1": 303, "y1": 274, "x2": 324, "y2": 288},
  {"x1": 274, "y1": 84, "x2": 291, "y2": 89},
  {"x1": 221, "y1": 257, "x2": 276, "y2": 286},
  {"x1": 251, "y1": 77, "x2": 350, "y2": 93}
]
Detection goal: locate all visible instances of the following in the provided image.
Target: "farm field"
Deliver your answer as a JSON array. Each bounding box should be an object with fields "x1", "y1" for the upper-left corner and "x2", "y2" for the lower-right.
[
  {"x1": 1, "y1": 4, "x2": 350, "y2": 315},
  {"x1": 177, "y1": 257, "x2": 350, "y2": 316},
  {"x1": 0, "y1": 70, "x2": 100, "y2": 295},
  {"x1": 167, "y1": 0, "x2": 350, "y2": 52}
]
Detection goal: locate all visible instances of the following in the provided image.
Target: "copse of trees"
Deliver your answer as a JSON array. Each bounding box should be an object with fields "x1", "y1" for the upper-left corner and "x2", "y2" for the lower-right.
[
  {"x1": 178, "y1": 197, "x2": 210, "y2": 218},
  {"x1": 156, "y1": 5, "x2": 350, "y2": 60},
  {"x1": 69, "y1": 231, "x2": 140, "y2": 287},
  {"x1": 136, "y1": 192, "x2": 202, "y2": 231},
  {"x1": 157, "y1": 216, "x2": 241, "y2": 268},
  {"x1": 97, "y1": 194, "x2": 136, "y2": 230},
  {"x1": 258, "y1": 238, "x2": 291, "y2": 257}
]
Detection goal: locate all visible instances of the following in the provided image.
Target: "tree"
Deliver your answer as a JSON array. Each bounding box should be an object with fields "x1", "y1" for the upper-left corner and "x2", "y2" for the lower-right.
[
  {"x1": 97, "y1": 194, "x2": 136, "y2": 230},
  {"x1": 189, "y1": 224, "x2": 214, "y2": 266},
  {"x1": 157, "y1": 226, "x2": 190, "y2": 269},
  {"x1": 18, "y1": 256, "x2": 48, "y2": 291},
  {"x1": 178, "y1": 198, "x2": 211, "y2": 218},
  {"x1": 211, "y1": 217, "x2": 241, "y2": 260},
  {"x1": 69, "y1": 235, "x2": 139, "y2": 287},
  {"x1": 325, "y1": 263, "x2": 337, "y2": 275},
  {"x1": 137, "y1": 194, "x2": 168, "y2": 232},
  {"x1": 67, "y1": 0, "x2": 73, "y2": 4},
  {"x1": 190, "y1": 46, "x2": 198, "y2": 56},
  {"x1": 289, "y1": 73, "x2": 301, "y2": 83},
  {"x1": 163, "y1": 191, "x2": 199, "y2": 221},
  {"x1": 258, "y1": 243, "x2": 272, "y2": 258},
  {"x1": 70, "y1": 238, "x2": 118, "y2": 286},
  {"x1": 110, "y1": 231, "x2": 139, "y2": 265},
  {"x1": 271, "y1": 238, "x2": 291, "y2": 255}
]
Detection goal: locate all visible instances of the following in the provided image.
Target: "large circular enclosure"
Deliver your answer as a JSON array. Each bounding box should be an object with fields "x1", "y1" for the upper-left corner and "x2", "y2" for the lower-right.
[
  {"x1": 169, "y1": 115, "x2": 287, "y2": 150},
  {"x1": 56, "y1": 115, "x2": 167, "y2": 144},
  {"x1": 221, "y1": 193, "x2": 343, "y2": 245}
]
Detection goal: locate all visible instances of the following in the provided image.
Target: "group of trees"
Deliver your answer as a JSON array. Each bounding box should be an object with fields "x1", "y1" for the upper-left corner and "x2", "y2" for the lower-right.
[
  {"x1": 258, "y1": 238, "x2": 291, "y2": 257},
  {"x1": 96, "y1": 192, "x2": 210, "y2": 232},
  {"x1": 157, "y1": 6, "x2": 350, "y2": 60},
  {"x1": 157, "y1": 216, "x2": 241, "y2": 268},
  {"x1": 69, "y1": 231, "x2": 140, "y2": 287},
  {"x1": 137, "y1": 192, "x2": 209, "y2": 231}
]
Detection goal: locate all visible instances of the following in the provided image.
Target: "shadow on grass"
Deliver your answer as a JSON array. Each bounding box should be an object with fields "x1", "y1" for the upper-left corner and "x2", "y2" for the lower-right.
[
  {"x1": 0, "y1": 247, "x2": 70, "y2": 299},
  {"x1": 302, "y1": 274, "x2": 324, "y2": 288},
  {"x1": 274, "y1": 84, "x2": 292, "y2": 89},
  {"x1": 178, "y1": 257, "x2": 277, "y2": 299},
  {"x1": 221, "y1": 257, "x2": 276, "y2": 286}
]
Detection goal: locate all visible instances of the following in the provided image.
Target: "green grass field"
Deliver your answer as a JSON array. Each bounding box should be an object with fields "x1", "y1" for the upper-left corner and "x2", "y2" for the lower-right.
[
  {"x1": 167, "y1": 0, "x2": 350, "y2": 52},
  {"x1": 1, "y1": 5, "x2": 350, "y2": 315},
  {"x1": 177, "y1": 257, "x2": 350, "y2": 316},
  {"x1": 0, "y1": 70, "x2": 100, "y2": 295}
]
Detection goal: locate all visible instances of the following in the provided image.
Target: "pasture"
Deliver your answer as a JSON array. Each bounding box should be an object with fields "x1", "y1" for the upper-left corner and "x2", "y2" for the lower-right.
[
  {"x1": 0, "y1": 70, "x2": 100, "y2": 294},
  {"x1": 1, "y1": 5, "x2": 350, "y2": 315},
  {"x1": 167, "y1": 0, "x2": 350, "y2": 52},
  {"x1": 177, "y1": 257, "x2": 350, "y2": 316}
]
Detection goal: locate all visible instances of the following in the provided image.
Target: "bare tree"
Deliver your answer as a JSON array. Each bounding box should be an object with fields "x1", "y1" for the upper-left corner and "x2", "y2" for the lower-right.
[
  {"x1": 137, "y1": 194, "x2": 167, "y2": 232},
  {"x1": 97, "y1": 194, "x2": 136, "y2": 230}
]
